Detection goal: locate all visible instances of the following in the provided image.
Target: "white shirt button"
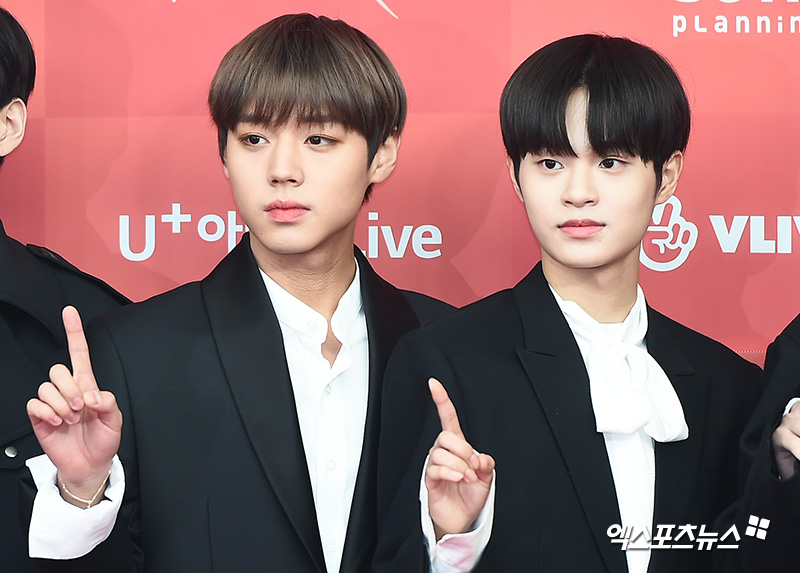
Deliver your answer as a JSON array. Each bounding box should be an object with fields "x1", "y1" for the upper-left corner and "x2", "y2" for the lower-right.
[
  {"x1": 325, "y1": 384, "x2": 332, "y2": 394},
  {"x1": 4, "y1": 445, "x2": 18, "y2": 459},
  {"x1": 327, "y1": 460, "x2": 336, "y2": 471}
]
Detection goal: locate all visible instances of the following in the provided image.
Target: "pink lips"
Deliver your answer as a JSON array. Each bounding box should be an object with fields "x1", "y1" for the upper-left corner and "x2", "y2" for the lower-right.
[
  {"x1": 559, "y1": 219, "x2": 604, "y2": 239},
  {"x1": 265, "y1": 200, "x2": 309, "y2": 223}
]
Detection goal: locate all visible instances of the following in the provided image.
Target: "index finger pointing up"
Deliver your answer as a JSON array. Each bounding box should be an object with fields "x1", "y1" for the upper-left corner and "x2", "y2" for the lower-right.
[
  {"x1": 62, "y1": 305, "x2": 99, "y2": 393},
  {"x1": 429, "y1": 377, "x2": 464, "y2": 439}
]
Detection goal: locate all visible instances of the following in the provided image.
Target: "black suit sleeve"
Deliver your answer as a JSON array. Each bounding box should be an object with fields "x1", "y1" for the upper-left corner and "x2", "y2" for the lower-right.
[{"x1": 374, "y1": 328, "x2": 470, "y2": 573}]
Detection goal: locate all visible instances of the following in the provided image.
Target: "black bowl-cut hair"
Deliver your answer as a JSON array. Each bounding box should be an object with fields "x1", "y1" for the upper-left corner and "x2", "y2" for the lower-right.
[{"x1": 501, "y1": 34, "x2": 690, "y2": 189}]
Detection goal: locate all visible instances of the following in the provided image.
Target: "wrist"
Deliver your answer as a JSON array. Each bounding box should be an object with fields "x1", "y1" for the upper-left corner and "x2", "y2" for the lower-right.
[
  {"x1": 57, "y1": 465, "x2": 112, "y2": 509},
  {"x1": 432, "y1": 515, "x2": 473, "y2": 541}
]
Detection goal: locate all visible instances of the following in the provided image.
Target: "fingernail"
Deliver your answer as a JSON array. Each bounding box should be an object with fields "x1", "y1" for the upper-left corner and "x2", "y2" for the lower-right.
[
  {"x1": 51, "y1": 416, "x2": 62, "y2": 426},
  {"x1": 86, "y1": 391, "x2": 101, "y2": 407},
  {"x1": 465, "y1": 468, "x2": 478, "y2": 482},
  {"x1": 450, "y1": 470, "x2": 464, "y2": 481},
  {"x1": 71, "y1": 397, "x2": 84, "y2": 410},
  {"x1": 66, "y1": 413, "x2": 80, "y2": 425},
  {"x1": 469, "y1": 454, "x2": 479, "y2": 468}
]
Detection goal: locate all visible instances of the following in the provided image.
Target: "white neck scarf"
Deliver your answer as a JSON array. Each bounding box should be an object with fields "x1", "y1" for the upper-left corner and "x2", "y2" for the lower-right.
[{"x1": 553, "y1": 286, "x2": 689, "y2": 443}]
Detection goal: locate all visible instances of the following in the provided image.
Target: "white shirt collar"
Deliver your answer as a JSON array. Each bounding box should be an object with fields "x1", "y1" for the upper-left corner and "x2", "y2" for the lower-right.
[
  {"x1": 549, "y1": 284, "x2": 689, "y2": 443},
  {"x1": 259, "y1": 260, "x2": 363, "y2": 345}
]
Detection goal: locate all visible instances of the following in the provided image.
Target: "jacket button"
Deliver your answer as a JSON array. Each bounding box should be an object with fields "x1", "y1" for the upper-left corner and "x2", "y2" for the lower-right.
[{"x1": 4, "y1": 446, "x2": 18, "y2": 459}]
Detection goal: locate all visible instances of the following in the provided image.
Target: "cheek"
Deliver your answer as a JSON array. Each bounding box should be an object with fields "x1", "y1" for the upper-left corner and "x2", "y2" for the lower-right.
[
  {"x1": 523, "y1": 203, "x2": 550, "y2": 238},
  {"x1": 228, "y1": 175, "x2": 256, "y2": 213},
  {"x1": 333, "y1": 165, "x2": 373, "y2": 203}
]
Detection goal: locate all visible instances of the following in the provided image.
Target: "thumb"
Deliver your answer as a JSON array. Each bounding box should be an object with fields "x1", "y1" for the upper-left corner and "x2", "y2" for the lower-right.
[
  {"x1": 474, "y1": 453, "x2": 495, "y2": 483},
  {"x1": 83, "y1": 390, "x2": 123, "y2": 430}
]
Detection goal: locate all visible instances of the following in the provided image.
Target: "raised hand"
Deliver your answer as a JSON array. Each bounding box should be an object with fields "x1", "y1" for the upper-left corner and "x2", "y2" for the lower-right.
[
  {"x1": 426, "y1": 377, "x2": 495, "y2": 540},
  {"x1": 26, "y1": 306, "x2": 122, "y2": 504},
  {"x1": 773, "y1": 401, "x2": 800, "y2": 479}
]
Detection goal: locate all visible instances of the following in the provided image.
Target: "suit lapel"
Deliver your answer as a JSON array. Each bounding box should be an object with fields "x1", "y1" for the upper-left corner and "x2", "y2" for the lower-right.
[
  {"x1": 646, "y1": 309, "x2": 708, "y2": 573},
  {"x1": 513, "y1": 265, "x2": 626, "y2": 573},
  {"x1": 340, "y1": 249, "x2": 421, "y2": 573},
  {"x1": 200, "y1": 236, "x2": 326, "y2": 572}
]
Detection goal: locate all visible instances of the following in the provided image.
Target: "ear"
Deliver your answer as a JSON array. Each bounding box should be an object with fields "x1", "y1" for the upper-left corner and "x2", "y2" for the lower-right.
[
  {"x1": 0, "y1": 99, "x2": 27, "y2": 157},
  {"x1": 506, "y1": 154, "x2": 525, "y2": 203},
  {"x1": 655, "y1": 150, "x2": 683, "y2": 205},
  {"x1": 368, "y1": 131, "x2": 401, "y2": 185},
  {"x1": 221, "y1": 131, "x2": 231, "y2": 179}
]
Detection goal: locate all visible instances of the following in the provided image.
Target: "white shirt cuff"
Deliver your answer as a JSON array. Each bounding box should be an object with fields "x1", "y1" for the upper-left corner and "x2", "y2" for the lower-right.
[
  {"x1": 783, "y1": 397, "x2": 800, "y2": 417},
  {"x1": 26, "y1": 453, "x2": 125, "y2": 559},
  {"x1": 420, "y1": 454, "x2": 495, "y2": 573}
]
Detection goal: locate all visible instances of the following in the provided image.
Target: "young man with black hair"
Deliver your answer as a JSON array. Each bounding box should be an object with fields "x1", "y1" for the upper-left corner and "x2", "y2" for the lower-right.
[
  {"x1": 0, "y1": 6, "x2": 127, "y2": 572},
  {"x1": 374, "y1": 34, "x2": 763, "y2": 573},
  {"x1": 25, "y1": 13, "x2": 452, "y2": 573}
]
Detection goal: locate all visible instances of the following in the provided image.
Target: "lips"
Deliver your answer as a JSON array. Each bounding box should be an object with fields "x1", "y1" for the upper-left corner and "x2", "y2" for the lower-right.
[
  {"x1": 559, "y1": 219, "x2": 604, "y2": 239},
  {"x1": 265, "y1": 200, "x2": 309, "y2": 223}
]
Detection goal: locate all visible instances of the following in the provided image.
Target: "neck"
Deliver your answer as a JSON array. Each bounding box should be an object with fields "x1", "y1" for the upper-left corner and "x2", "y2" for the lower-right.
[
  {"x1": 542, "y1": 255, "x2": 640, "y2": 323},
  {"x1": 251, "y1": 238, "x2": 357, "y2": 322}
]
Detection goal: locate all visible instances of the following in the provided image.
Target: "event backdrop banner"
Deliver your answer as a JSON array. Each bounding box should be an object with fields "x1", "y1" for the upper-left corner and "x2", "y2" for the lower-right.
[{"x1": 1, "y1": 0, "x2": 798, "y2": 364}]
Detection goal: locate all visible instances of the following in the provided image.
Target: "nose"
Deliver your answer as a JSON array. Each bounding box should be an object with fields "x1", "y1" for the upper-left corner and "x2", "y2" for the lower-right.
[
  {"x1": 268, "y1": 138, "x2": 303, "y2": 187},
  {"x1": 561, "y1": 164, "x2": 597, "y2": 207}
]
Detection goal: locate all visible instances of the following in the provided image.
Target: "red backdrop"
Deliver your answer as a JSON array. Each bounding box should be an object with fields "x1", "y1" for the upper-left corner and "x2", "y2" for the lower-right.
[{"x1": 2, "y1": 0, "x2": 799, "y2": 365}]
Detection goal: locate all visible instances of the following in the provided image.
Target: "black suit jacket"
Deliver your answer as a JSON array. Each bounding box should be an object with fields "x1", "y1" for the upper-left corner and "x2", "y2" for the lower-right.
[
  {"x1": 375, "y1": 263, "x2": 761, "y2": 573},
  {"x1": 721, "y1": 313, "x2": 800, "y2": 572},
  {"x1": 0, "y1": 219, "x2": 128, "y2": 573},
  {"x1": 34, "y1": 235, "x2": 452, "y2": 573}
]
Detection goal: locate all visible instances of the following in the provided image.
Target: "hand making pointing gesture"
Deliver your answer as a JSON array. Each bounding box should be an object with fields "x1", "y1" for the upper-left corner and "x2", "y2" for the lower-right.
[
  {"x1": 426, "y1": 377, "x2": 495, "y2": 540},
  {"x1": 26, "y1": 306, "x2": 122, "y2": 507}
]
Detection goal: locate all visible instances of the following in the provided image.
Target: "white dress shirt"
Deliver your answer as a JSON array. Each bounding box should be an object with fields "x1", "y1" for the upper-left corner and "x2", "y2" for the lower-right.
[
  {"x1": 553, "y1": 286, "x2": 688, "y2": 573},
  {"x1": 261, "y1": 265, "x2": 368, "y2": 573}
]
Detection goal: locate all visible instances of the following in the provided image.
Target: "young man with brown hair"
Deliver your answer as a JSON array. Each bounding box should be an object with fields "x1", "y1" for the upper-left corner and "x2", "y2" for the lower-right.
[{"x1": 26, "y1": 13, "x2": 451, "y2": 572}]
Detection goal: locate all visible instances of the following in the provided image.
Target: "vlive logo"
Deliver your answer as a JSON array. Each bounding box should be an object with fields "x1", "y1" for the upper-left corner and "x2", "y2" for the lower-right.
[{"x1": 640, "y1": 196, "x2": 698, "y2": 272}]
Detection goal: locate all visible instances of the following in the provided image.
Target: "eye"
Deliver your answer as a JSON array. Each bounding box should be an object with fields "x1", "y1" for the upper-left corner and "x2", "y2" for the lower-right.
[
  {"x1": 242, "y1": 134, "x2": 266, "y2": 146},
  {"x1": 599, "y1": 158, "x2": 623, "y2": 169},
  {"x1": 306, "y1": 134, "x2": 334, "y2": 146},
  {"x1": 540, "y1": 159, "x2": 563, "y2": 170}
]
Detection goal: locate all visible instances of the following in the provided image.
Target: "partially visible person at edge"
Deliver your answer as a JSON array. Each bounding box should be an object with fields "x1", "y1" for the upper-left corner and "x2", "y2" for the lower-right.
[
  {"x1": 731, "y1": 308, "x2": 800, "y2": 571},
  {"x1": 0, "y1": 6, "x2": 128, "y2": 572}
]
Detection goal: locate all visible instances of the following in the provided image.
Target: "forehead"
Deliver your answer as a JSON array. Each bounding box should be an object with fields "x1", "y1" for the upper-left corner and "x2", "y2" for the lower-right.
[{"x1": 564, "y1": 90, "x2": 590, "y2": 146}]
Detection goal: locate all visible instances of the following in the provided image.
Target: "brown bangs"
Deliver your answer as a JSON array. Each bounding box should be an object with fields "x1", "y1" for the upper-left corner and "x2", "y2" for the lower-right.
[{"x1": 209, "y1": 14, "x2": 406, "y2": 162}]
